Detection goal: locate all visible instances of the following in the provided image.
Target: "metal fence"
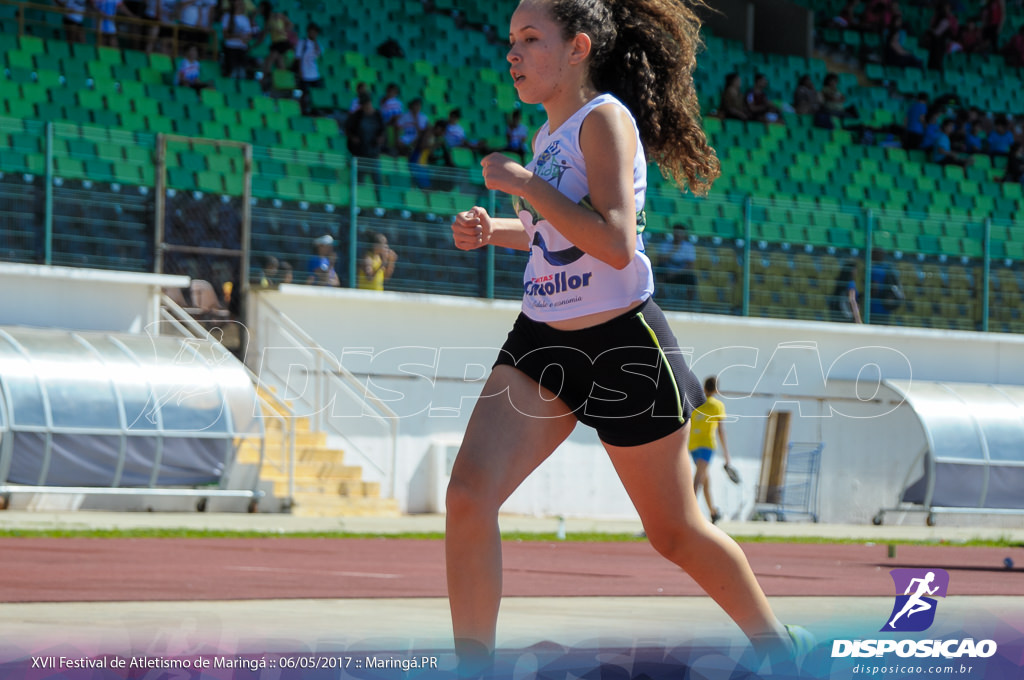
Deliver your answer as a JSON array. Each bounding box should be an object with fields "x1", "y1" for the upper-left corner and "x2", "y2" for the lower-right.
[{"x1": 1, "y1": 119, "x2": 1023, "y2": 333}]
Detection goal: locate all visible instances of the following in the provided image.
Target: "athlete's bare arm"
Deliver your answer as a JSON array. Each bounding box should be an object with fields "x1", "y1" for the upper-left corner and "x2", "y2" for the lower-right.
[
  {"x1": 451, "y1": 209, "x2": 530, "y2": 251},
  {"x1": 479, "y1": 104, "x2": 638, "y2": 270}
]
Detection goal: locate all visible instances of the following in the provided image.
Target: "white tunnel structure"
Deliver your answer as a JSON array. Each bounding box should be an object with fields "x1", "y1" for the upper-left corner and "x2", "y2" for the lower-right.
[
  {"x1": 0, "y1": 326, "x2": 263, "y2": 501},
  {"x1": 877, "y1": 379, "x2": 1024, "y2": 524}
]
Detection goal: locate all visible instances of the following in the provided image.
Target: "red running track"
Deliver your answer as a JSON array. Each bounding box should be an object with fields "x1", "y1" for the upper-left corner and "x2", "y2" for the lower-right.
[{"x1": 2, "y1": 538, "x2": 1022, "y2": 603}]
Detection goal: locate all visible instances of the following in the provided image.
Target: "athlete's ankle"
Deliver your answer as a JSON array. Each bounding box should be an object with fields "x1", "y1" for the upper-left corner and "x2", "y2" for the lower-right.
[{"x1": 454, "y1": 638, "x2": 494, "y2": 678}]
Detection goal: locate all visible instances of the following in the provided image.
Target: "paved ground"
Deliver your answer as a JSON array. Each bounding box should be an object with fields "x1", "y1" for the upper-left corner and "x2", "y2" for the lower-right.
[
  {"x1": 2, "y1": 537, "x2": 1022, "y2": 603},
  {"x1": 0, "y1": 512, "x2": 1022, "y2": 678}
]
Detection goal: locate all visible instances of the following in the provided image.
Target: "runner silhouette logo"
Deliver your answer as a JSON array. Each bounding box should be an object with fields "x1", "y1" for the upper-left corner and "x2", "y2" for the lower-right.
[{"x1": 882, "y1": 568, "x2": 950, "y2": 632}]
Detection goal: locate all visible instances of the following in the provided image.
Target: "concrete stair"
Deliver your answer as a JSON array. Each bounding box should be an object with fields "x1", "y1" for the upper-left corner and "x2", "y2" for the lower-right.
[{"x1": 242, "y1": 388, "x2": 400, "y2": 518}]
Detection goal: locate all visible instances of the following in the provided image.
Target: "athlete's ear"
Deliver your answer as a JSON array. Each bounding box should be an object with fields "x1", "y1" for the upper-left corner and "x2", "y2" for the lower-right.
[{"x1": 568, "y1": 32, "x2": 592, "y2": 65}]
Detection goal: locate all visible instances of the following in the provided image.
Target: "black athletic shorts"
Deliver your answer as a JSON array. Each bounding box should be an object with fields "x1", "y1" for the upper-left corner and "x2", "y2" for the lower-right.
[{"x1": 493, "y1": 297, "x2": 706, "y2": 447}]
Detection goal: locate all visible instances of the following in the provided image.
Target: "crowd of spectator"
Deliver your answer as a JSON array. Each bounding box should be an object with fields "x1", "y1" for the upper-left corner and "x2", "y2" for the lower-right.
[
  {"x1": 717, "y1": 71, "x2": 860, "y2": 133},
  {"x1": 715, "y1": 3, "x2": 1024, "y2": 185},
  {"x1": 830, "y1": 0, "x2": 1024, "y2": 72}
]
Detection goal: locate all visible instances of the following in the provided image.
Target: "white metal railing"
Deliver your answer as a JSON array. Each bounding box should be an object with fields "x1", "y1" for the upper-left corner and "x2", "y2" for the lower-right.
[
  {"x1": 159, "y1": 293, "x2": 297, "y2": 504},
  {"x1": 249, "y1": 294, "x2": 399, "y2": 498}
]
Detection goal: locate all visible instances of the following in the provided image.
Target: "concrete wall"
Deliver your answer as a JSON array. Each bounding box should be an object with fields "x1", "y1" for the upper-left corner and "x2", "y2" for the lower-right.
[
  {"x1": 0, "y1": 263, "x2": 187, "y2": 334},
  {"x1": 698, "y1": 0, "x2": 754, "y2": 50},
  {"x1": 252, "y1": 286, "x2": 1024, "y2": 525}
]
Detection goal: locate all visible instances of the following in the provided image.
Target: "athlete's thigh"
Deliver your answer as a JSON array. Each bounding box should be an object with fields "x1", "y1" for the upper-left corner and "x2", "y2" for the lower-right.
[
  {"x1": 603, "y1": 423, "x2": 701, "y2": 525},
  {"x1": 449, "y1": 364, "x2": 578, "y2": 504}
]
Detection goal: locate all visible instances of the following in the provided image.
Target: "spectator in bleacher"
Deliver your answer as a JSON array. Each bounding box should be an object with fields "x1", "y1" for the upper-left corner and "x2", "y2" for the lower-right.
[
  {"x1": 501, "y1": 109, "x2": 530, "y2": 162},
  {"x1": 792, "y1": 74, "x2": 821, "y2": 116},
  {"x1": 903, "y1": 91, "x2": 929, "y2": 149},
  {"x1": 396, "y1": 98, "x2": 429, "y2": 157},
  {"x1": 147, "y1": 0, "x2": 184, "y2": 55},
  {"x1": 179, "y1": 0, "x2": 217, "y2": 56},
  {"x1": 409, "y1": 119, "x2": 454, "y2": 189},
  {"x1": 1005, "y1": 25, "x2": 1024, "y2": 67},
  {"x1": 357, "y1": 233, "x2": 398, "y2": 291},
  {"x1": 932, "y1": 118, "x2": 973, "y2": 167},
  {"x1": 257, "y1": 256, "x2": 293, "y2": 288},
  {"x1": 349, "y1": 82, "x2": 371, "y2": 114},
  {"x1": 919, "y1": 107, "x2": 943, "y2": 151},
  {"x1": 957, "y1": 107, "x2": 985, "y2": 153},
  {"x1": 862, "y1": 0, "x2": 894, "y2": 33},
  {"x1": 123, "y1": 0, "x2": 146, "y2": 36},
  {"x1": 176, "y1": 44, "x2": 212, "y2": 89},
  {"x1": 294, "y1": 23, "x2": 323, "y2": 114},
  {"x1": 884, "y1": 15, "x2": 924, "y2": 68},
  {"x1": 830, "y1": 260, "x2": 863, "y2": 323},
  {"x1": 987, "y1": 115, "x2": 1016, "y2": 155},
  {"x1": 379, "y1": 83, "x2": 405, "y2": 154},
  {"x1": 745, "y1": 73, "x2": 781, "y2": 123},
  {"x1": 869, "y1": 248, "x2": 903, "y2": 323},
  {"x1": 218, "y1": 0, "x2": 254, "y2": 19},
  {"x1": 306, "y1": 234, "x2": 340, "y2": 287},
  {"x1": 832, "y1": 0, "x2": 862, "y2": 29},
  {"x1": 444, "y1": 108, "x2": 483, "y2": 152},
  {"x1": 258, "y1": 1, "x2": 295, "y2": 74},
  {"x1": 663, "y1": 223, "x2": 698, "y2": 303},
  {"x1": 719, "y1": 73, "x2": 748, "y2": 121},
  {"x1": 380, "y1": 83, "x2": 405, "y2": 125},
  {"x1": 816, "y1": 73, "x2": 859, "y2": 130},
  {"x1": 925, "y1": 2, "x2": 958, "y2": 73},
  {"x1": 221, "y1": 0, "x2": 254, "y2": 78},
  {"x1": 346, "y1": 93, "x2": 386, "y2": 184},
  {"x1": 257, "y1": 255, "x2": 280, "y2": 288},
  {"x1": 93, "y1": 0, "x2": 136, "y2": 48},
  {"x1": 54, "y1": 0, "x2": 88, "y2": 43},
  {"x1": 956, "y1": 19, "x2": 984, "y2": 54},
  {"x1": 1003, "y1": 141, "x2": 1024, "y2": 183},
  {"x1": 981, "y1": 0, "x2": 1006, "y2": 52}
]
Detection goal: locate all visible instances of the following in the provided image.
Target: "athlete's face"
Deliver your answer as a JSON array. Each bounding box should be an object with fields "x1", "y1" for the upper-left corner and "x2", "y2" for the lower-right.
[{"x1": 507, "y1": 2, "x2": 580, "y2": 105}]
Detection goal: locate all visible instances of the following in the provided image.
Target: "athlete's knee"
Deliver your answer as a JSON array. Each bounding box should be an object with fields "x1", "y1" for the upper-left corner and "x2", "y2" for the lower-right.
[
  {"x1": 644, "y1": 522, "x2": 702, "y2": 565},
  {"x1": 446, "y1": 468, "x2": 499, "y2": 520}
]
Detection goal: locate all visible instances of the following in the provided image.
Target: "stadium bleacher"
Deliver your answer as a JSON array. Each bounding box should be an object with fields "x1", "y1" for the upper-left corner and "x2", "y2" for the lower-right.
[{"x1": 0, "y1": 0, "x2": 1021, "y2": 331}]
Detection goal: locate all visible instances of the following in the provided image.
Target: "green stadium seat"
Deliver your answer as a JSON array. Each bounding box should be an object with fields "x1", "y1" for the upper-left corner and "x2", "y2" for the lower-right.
[
  {"x1": 310, "y1": 89, "x2": 337, "y2": 111},
  {"x1": 279, "y1": 130, "x2": 304, "y2": 149},
  {"x1": 96, "y1": 143, "x2": 124, "y2": 162},
  {"x1": 50, "y1": 88, "x2": 78, "y2": 108},
  {"x1": 18, "y1": 82, "x2": 48, "y2": 105},
  {"x1": 252, "y1": 128, "x2": 280, "y2": 147},
  {"x1": 197, "y1": 171, "x2": 225, "y2": 194},
  {"x1": 167, "y1": 167, "x2": 196, "y2": 189},
  {"x1": 252, "y1": 176, "x2": 276, "y2": 197},
  {"x1": 145, "y1": 115, "x2": 175, "y2": 134},
  {"x1": 174, "y1": 118, "x2": 202, "y2": 136},
  {"x1": 206, "y1": 155, "x2": 236, "y2": 174},
  {"x1": 36, "y1": 102, "x2": 66, "y2": 121},
  {"x1": 200, "y1": 121, "x2": 229, "y2": 139},
  {"x1": 270, "y1": 69, "x2": 294, "y2": 90},
  {"x1": 54, "y1": 156, "x2": 85, "y2": 178},
  {"x1": 5, "y1": 51, "x2": 34, "y2": 71},
  {"x1": 274, "y1": 177, "x2": 304, "y2": 200},
  {"x1": 256, "y1": 158, "x2": 286, "y2": 177}
]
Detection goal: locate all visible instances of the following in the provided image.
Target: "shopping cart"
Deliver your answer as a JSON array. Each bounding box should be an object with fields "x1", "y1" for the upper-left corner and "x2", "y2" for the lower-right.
[{"x1": 753, "y1": 442, "x2": 823, "y2": 522}]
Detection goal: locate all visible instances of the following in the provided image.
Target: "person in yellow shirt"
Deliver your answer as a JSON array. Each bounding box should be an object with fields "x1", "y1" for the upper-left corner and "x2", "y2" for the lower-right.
[
  {"x1": 689, "y1": 375, "x2": 733, "y2": 524},
  {"x1": 357, "y1": 233, "x2": 398, "y2": 291}
]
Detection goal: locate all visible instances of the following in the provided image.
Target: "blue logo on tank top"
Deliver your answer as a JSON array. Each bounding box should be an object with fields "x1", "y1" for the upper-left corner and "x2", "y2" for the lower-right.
[
  {"x1": 534, "y1": 140, "x2": 572, "y2": 189},
  {"x1": 531, "y1": 232, "x2": 585, "y2": 267}
]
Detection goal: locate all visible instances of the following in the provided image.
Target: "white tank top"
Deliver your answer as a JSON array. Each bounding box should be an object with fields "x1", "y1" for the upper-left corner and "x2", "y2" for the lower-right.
[{"x1": 515, "y1": 93, "x2": 653, "y2": 322}]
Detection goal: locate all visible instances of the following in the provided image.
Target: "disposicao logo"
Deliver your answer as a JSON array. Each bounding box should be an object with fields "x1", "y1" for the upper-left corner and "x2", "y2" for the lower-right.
[
  {"x1": 831, "y1": 568, "x2": 998, "y2": 659},
  {"x1": 883, "y1": 568, "x2": 949, "y2": 632}
]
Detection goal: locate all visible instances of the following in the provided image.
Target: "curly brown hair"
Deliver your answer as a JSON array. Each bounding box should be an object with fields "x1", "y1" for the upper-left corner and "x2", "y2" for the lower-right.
[{"x1": 543, "y1": 0, "x2": 721, "y2": 196}]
